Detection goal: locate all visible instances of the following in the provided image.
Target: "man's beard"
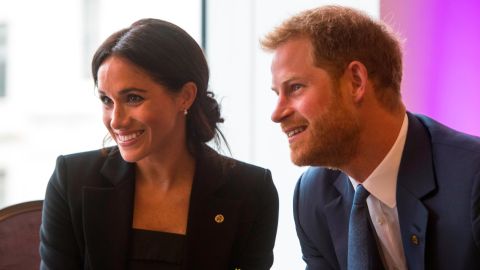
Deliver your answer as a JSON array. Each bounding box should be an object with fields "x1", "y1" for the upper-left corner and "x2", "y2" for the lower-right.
[{"x1": 290, "y1": 101, "x2": 360, "y2": 169}]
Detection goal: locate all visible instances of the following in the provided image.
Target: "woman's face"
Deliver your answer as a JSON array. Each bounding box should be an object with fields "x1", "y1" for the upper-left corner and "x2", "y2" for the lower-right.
[{"x1": 97, "y1": 56, "x2": 188, "y2": 163}]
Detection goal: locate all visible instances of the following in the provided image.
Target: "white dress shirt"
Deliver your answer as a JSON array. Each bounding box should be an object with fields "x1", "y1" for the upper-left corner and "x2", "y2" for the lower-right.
[{"x1": 349, "y1": 114, "x2": 408, "y2": 270}]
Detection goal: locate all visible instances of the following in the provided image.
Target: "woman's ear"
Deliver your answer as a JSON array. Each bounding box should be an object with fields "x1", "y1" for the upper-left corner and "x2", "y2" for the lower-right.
[
  {"x1": 346, "y1": 61, "x2": 368, "y2": 103},
  {"x1": 179, "y1": 82, "x2": 198, "y2": 111}
]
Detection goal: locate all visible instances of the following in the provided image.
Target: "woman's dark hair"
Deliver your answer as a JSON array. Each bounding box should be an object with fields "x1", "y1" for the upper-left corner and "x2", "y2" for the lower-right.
[{"x1": 92, "y1": 18, "x2": 226, "y2": 155}]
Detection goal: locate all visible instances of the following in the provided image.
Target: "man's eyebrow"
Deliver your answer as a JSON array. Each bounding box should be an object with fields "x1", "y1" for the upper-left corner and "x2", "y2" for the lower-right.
[
  {"x1": 275, "y1": 76, "x2": 302, "y2": 90},
  {"x1": 271, "y1": 75, "x2": 301, "y2": 95}
]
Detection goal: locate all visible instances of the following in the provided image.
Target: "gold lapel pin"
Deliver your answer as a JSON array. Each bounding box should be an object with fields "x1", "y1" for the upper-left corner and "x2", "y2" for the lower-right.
[
  {"x1": 410, "y1": 234, "x2": 420, "y2": 246},
  {"x1": 214, "y1": 214, "x2": 224, "y2": 223}
]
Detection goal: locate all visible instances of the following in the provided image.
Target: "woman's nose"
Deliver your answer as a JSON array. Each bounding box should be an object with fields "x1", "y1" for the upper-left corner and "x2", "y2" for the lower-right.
[{"x1": 110, "y1": 105, "x2": 129, "y2": 129}]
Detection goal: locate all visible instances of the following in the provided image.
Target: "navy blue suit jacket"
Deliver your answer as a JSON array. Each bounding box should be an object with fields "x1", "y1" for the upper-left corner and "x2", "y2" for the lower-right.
[
  {"x1": 40, "y1": 146, "x2": 278, "y2": 270},
  {"x1": 293, "y1": 113, "x2": 480, "y2": 269}
]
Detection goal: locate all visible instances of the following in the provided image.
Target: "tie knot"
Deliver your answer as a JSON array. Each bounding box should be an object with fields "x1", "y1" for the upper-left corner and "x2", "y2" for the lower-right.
[{"x1": 353, "y1": 185, "x2": 370, "y2": 205}]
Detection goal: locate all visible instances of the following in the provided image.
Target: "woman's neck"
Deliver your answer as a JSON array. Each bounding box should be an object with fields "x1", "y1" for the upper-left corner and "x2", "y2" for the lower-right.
[{"x1": 135, "y1": 147, "x2": 196, "y2": 191}]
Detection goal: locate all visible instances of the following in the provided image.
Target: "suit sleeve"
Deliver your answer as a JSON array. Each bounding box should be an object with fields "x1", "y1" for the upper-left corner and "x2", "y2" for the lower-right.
[
  {"x1": 40, "y1": 156, "x2": 83, "y2": 270},
  {"x1": 293, "y1": 176, "x2": 335, "y2": 270},
  {"x1": 234, "y1": 169, "x2": 279, "y2": 270},
  {"x1": 472, "y1": 170, "x2": 480, "y2": 251}
]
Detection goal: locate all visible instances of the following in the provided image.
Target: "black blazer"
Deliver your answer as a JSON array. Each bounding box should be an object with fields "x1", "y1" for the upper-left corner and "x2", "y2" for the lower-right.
[{"x1": 40, "y1": 147, "x2": 279, "y2": 270}]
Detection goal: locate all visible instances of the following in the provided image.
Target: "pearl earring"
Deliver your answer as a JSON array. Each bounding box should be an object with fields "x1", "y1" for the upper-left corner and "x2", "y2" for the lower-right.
[{"x1": 184, "y1": 109, "x2": 188, "y2": 115}]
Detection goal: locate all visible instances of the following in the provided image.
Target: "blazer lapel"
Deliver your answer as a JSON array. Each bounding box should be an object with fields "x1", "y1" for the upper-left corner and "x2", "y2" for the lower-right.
[
  {"x1": 83, "y1": 150, "x2": 135, "y2": 270},
  {"x1": 396, "y1": 113, "x2": 436, "y2": 270},
  {"x1": 324, "y1": 172, "x2": 354, "y2": 270},
  {"x1": 184, "y1": 148, "x2": 242, "y2": 269}
]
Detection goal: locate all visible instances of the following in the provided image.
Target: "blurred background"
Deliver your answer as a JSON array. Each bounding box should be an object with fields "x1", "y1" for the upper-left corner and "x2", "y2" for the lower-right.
[{"x1": 0, "y1": 0, "x2": 479, "y2": 268}]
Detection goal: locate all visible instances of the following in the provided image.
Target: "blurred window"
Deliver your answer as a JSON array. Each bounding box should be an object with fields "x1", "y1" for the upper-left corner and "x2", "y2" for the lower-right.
[
  {"x1": 0, "y1": 23, "x2": 6, "y2": 97},
  {"x1": 0, "y1": 0, "x2": 201, "y2": 208}
]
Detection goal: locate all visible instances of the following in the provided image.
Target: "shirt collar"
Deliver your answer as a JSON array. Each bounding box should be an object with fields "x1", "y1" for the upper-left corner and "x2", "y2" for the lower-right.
[{"x1": 349, "y1": 114, "x2": 408, "y2": 208}]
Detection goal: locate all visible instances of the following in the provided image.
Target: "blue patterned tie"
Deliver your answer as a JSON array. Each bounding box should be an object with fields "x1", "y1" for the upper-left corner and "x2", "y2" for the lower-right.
[{"x1": 348, "y1": 184, "x2": 372, "y2": 270}]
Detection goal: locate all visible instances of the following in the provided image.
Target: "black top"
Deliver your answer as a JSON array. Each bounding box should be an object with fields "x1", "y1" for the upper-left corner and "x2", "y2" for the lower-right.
[{"x1": 128, "y1": 229, "x2": 186, "y2": 270}]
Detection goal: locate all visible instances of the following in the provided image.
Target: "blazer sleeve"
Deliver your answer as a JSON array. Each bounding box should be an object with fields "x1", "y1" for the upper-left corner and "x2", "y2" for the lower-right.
[
  {"x1": 234, "y1": 169, "x2": 279, "y2": 270},
  {"x1": 293, "y1": 176, "x2": 335, "y2": 270},
  {"x1": 40, "y1": 156, "x2": 83, "y2": 270}
]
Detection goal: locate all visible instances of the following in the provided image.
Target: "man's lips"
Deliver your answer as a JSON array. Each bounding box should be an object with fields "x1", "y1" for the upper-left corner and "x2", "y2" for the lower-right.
[{"x1": 283, "y1": 125, "x2": 307, "y2": 138}]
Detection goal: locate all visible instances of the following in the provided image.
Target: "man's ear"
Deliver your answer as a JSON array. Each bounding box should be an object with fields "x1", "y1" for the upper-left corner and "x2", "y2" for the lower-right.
[
  {"x1": 346, "y1": 61, "x2": 368, "y2": 103},
  {"x1": 179, "y1": 81, "x2": 198, "y2": 111}
]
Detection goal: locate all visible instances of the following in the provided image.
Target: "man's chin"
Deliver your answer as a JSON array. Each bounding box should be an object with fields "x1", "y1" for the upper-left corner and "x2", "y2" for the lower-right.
[
  {"x1": 290, "y1": 152, "x2": 313, "y2": 167},
  {"x1": 290, "y1": 151, "x2": 343, "y2": 170}
]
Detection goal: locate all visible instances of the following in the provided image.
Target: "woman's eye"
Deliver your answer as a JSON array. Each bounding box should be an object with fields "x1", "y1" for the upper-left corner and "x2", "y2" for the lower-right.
[
  {"x1": 100, "y1": 95, "x2": 112, "y2": 105},
  {"x1": 127, "y1": 94, "x2": 144, "y2": 104}
]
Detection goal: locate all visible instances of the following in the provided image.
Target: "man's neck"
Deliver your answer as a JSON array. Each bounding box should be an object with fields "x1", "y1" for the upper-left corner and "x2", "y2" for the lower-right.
[{"x1": 342, "y1": 105, "x2": 406, "y2": 182}]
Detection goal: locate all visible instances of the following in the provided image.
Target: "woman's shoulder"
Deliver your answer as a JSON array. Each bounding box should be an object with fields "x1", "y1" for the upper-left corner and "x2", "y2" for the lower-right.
[
  {"x1": 58, "y1": 147, "x2": 119, "y2": 167},
  {"x1": 200, "y1": 147, "x2": 274, "y2": 192},
  {"x1": 224, "y1": 156, "x2": 269, "y2": 178},
  {"x1": 202, "y1": 146, "x2": 269, "y2": 175},
  {"x1": 204, "y1": 149, "x2": 279, "y2": 211},
  {"x1": 53, "y1": 147, "x2": 124, "y2": 181},
  {"x1": 61, "y1": 147, "x2": 111, "y2": 160}
]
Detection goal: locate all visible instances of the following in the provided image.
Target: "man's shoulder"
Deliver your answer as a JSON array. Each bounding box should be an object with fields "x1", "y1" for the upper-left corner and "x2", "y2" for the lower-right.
[
  {"x1": 413, "y1": 114, "x2": 480, "y2": 178},
  {"x1": 299, "y1": 167, "x2": 342, "y2": 186},
  {"x1": 414, "y1": 114, "x2": 480, "y2": 156},
  {"x1": 296, "y1": 167, "x2": 345, "y2": 201}
]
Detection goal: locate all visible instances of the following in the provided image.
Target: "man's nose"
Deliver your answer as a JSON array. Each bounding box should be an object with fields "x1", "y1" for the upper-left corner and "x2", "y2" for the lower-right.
[{"x1": 271, "y1": 96, "x2": 292, "y2": 123}]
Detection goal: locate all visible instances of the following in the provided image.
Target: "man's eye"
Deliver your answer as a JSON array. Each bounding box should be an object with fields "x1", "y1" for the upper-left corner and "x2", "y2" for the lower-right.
[
  {"x1": 127, "y1": 94, "x2": 144, "y2": 104},
  {"x1": 291, "y1": 84, "x2": 303, "y2": 91}
]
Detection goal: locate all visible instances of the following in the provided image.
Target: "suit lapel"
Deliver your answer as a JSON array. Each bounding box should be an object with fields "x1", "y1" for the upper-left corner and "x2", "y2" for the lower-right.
[
  {"x1": 396, "y1": 113, "x2": 436, "y2": 270},
  {"x1": 324, "y1": 172, "x2": 354, "y2": 270},
  {"x1": 83, "y1": 150, "x2": 135, "y2": 270},
  {"x1": 325, "y1": 113, "x2": 437, "y2": 270}
]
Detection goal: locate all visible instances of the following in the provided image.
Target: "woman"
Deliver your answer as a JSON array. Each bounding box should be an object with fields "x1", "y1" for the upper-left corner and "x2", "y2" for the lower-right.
[{"x1": 40, "y1": 18, "x2": 278, "y2": 270}]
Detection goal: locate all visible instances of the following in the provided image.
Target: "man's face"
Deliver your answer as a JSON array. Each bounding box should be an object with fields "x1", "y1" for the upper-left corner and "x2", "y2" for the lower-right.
[{"x1": 270, "y1": 37, "x2": 360, "y2": 168}]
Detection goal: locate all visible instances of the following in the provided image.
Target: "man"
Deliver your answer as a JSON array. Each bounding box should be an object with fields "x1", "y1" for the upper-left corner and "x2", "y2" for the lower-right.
[{"x1": 261, "y1": 5, "x2": 480, "y2": 270}]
